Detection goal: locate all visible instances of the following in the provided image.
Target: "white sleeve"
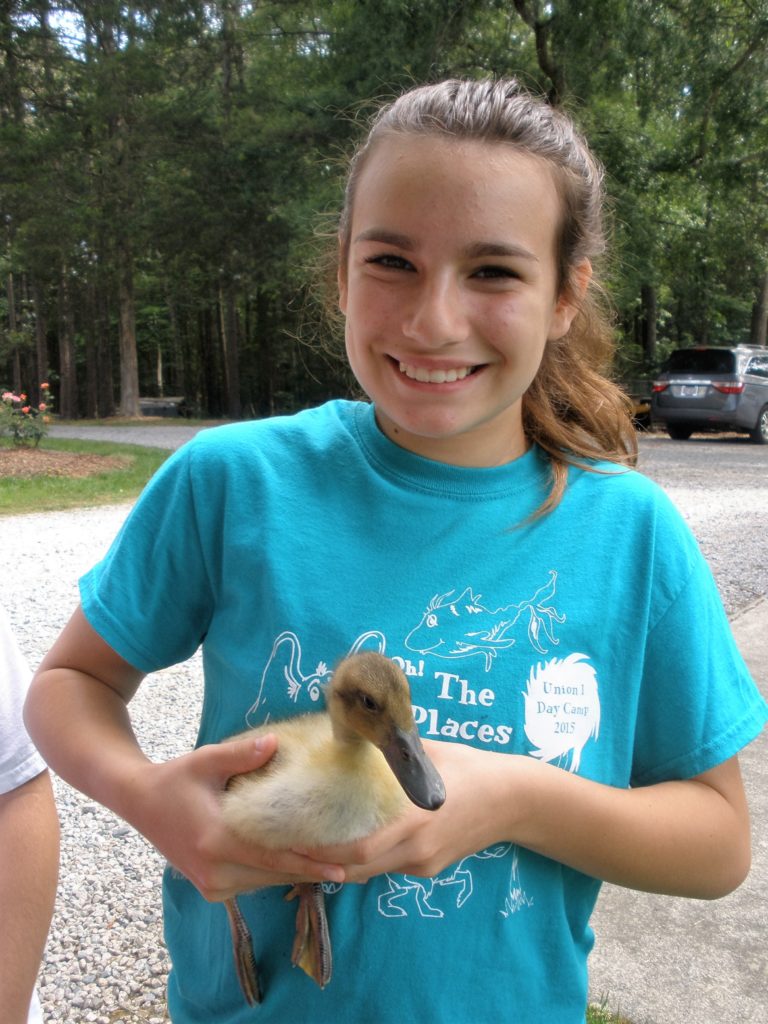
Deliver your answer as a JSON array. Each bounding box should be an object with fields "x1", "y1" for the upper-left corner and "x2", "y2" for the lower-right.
[{"x1": 0, "y1": 603, "x2": 46, "y2": 795}]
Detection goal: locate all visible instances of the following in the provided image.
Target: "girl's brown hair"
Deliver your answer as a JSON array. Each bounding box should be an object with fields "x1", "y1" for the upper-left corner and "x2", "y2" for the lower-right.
[{"x1": 336, "y1": 78, "x2": 637, "y2": 513}]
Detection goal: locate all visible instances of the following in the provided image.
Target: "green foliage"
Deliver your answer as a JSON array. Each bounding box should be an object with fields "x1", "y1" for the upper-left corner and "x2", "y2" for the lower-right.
[
  {"x1": 0, "y1": 1, "x2": 766, "y2": 415},
  {"x1": 587, "y1": 1002, "x2": 633, "y2": 1024}
]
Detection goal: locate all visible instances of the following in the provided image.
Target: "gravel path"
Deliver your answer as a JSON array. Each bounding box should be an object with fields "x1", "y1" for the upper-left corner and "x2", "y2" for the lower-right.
[
  {"x1": 4, "y1": 504, "x2": 200, "y2": 1024},
  {"x1": 2, "y1": 425, "x2": 765, "y2": 1023}
]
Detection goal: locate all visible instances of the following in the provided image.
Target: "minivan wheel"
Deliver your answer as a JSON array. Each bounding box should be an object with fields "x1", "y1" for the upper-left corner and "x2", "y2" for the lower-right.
[
  {"x1": 667, "y1": 425, "x2": 693, "y2": 441},
  {"x1": 750, "y1": 405, "x2": 768, "y2": 445}
]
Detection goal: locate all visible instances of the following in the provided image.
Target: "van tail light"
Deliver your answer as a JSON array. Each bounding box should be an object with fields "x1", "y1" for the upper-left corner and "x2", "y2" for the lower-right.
[
  {"x1": 712, "y1": 382, "x2": 745, "y2": 394},
  {"x1": 651, "y1": 382, "x2": 669, "y2": 393}
]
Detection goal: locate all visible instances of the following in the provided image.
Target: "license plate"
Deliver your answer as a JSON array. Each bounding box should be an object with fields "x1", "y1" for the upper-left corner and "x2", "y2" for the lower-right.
[{"x1": 677, "y1": 385, "x2": 702, "y2": 398}]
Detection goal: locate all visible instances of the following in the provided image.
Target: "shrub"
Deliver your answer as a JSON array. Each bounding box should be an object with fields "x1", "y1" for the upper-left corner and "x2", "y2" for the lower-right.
[{"x1": 0, "y1": 383, "x2": 54, "y2": 447}]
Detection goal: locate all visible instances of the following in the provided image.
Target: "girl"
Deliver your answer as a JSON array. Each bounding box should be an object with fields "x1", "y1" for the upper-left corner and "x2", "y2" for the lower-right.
[{"x1": 25, "y1": 79, "x2": 766, "y2": 1024}]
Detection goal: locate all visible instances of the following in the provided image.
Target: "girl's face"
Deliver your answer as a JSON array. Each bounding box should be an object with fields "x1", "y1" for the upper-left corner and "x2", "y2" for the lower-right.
[{"x1": 338, "y1": 134, "x2": 586, "y2": 467}]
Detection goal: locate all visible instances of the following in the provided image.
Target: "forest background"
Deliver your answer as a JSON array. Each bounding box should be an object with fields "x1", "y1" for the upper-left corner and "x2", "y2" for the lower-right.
[{"x1": 1, "y1": 0, "x2": 767, "y2": 421}]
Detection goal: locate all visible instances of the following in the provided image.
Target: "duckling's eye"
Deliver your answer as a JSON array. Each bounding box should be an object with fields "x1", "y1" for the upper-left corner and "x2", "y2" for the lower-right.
[{"x1": 359, "y1": 693, "x2": 380, "y2": 714}]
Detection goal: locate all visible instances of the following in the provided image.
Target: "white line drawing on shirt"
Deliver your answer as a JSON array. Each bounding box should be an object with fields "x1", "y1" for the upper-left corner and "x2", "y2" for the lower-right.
[
  {"x1": 500, "y1": 847, "x2": 535, "y2": 917},
  {"x1": 244, "y1": 629, "x2": 387, "y2": 725},
  {"x1": 522, "y1": 653, "x2": 600, "y2": 773},
  {"x1": 404, "y1": 570, "x2": 564, "y2": 671},
  {"x1": 377, "y1": 842, "x2": 514, "y2": 918},
  {"x1": 245, "y1": 611, "x2": 589, "y2": 923}
]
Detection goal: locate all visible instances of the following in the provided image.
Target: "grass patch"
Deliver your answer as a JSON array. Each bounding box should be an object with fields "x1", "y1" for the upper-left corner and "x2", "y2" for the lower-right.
[
  {"x1": 0, "y1": 437, "x2": 170, "y2": 515},
  {"x1": 587, "y1": 1001, "x2": 633, "y2": 1023}
]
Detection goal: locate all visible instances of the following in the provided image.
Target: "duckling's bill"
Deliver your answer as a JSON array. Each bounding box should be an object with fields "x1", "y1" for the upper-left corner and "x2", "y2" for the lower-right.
[{"x1": 380, "y1": 724, "x2": 446, "y2": 811}]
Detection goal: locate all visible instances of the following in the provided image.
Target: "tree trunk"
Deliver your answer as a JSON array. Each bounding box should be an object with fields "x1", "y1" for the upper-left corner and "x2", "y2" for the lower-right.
[
  {"x1": 255, "y1": 291, "x2": 274, "y2": 417},
  {"x1": 57, "y1": 270, "x2": 77, "y2": 418},
  {"x1": 83, "y1": 279, "x2": 100, "y2": 418},
  {"x1": 117, "y1": 252, "x2": 140, "y2": 416},
  {"x1": 166, "y1": 291, "x2": 184, "y2": 397},
  {"x1": 750, "y1": 272, "x2": 768, "y2": 347},
  {"x1": 200, "y1": 306, "x2": 223, "y2": 417},
  {"x1": 640, "y1": 284, "x2": 657, "y2": 365},
  {"x1": 512, "y1": 1, "x2": 565, "y2": 104},
  {"x1": 6, "y1": 270, "x2": 21, "y2": 391},
  {"x1": 31, "y1": 278, "x2": 50, "y2": 402},
  {"x1": 219, "y1": 282, "x2": 242, "y2": 419}
]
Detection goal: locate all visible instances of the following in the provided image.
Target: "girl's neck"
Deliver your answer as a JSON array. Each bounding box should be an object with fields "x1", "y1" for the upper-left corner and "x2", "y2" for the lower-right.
[{"x1": 374, "y1": 406, "x2": 530, "y2": 468}]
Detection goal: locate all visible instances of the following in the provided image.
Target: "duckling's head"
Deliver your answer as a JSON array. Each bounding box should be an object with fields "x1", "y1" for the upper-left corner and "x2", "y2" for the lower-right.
[{"x1": 326, "y1": 652, "x2": 446, "y2": 812}]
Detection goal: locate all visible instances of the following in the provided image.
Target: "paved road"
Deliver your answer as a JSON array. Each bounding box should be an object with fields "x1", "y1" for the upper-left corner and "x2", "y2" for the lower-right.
[
  {"x1": 637, "y1": 430, "x2": 768, "y2": 490},
  {"x1": 636, "y1": 433, "x2": 768, "y2": 615},
  {"x1": 49, "y1": 420, "x2": 210, "y2": 450}
]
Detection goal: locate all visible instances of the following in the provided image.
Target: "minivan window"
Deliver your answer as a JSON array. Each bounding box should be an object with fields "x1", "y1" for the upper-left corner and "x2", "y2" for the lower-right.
[
  {"x1": 746, "y1": 357, "x2": 768, "y2": 379},
  {"x1": 664, "y1": 349, "x2": 736, "y2": 374}
]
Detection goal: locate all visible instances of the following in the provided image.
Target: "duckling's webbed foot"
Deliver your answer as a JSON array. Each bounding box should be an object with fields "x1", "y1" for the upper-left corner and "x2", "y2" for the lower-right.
[
  {"x1": 286, "y1": 882, "x2": 332, "y2": 988},
  {"x1": 225, "y1": 897, "x2": 262, "y2": 1005}
]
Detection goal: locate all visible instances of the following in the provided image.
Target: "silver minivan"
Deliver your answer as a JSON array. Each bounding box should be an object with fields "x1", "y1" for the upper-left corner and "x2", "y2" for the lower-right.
[{"x1": 651, "y1": 345, "x2": 768, "y2": 443}]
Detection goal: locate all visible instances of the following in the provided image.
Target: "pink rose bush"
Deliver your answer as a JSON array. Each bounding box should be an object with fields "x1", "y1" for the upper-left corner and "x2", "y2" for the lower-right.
[{"x1": 0, "y1": 383, "x2": 54, "y2": 446}]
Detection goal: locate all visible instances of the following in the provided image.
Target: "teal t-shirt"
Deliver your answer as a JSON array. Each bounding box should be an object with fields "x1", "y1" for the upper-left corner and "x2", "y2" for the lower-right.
[{"x1": 80, "y1": 400, "x2": 767, "y2": 1024}]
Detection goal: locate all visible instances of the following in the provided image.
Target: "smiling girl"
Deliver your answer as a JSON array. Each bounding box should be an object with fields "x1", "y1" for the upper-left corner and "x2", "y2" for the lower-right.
[{"x1": 25, "y1": 79, "x2": 766, "y2": 1024}]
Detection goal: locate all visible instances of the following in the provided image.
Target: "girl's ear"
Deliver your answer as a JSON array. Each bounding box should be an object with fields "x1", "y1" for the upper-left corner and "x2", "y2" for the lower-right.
[{"x1": 548, "y1": 259, "x2": 592, "y2": 341}]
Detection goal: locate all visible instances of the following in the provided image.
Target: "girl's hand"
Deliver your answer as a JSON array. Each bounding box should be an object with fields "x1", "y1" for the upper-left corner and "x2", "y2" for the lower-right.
[
  {"x1": 301, "y1": 740, "x2": 516, "y2": 882},
  {"x1": 126, "y1": 735, "x2": 346, "y2": 902},
  {"x1": 302, "y1": 738, "x2": 751, "y2": 905}
]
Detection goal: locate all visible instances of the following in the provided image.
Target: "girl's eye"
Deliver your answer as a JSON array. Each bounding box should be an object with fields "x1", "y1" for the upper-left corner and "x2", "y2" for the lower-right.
[
  {"x1": 472, "y1": 265, "x2": 519, "y2": 280},
  {"x1": 365, "y1": 254, "x2": 414, "y2": 272}
]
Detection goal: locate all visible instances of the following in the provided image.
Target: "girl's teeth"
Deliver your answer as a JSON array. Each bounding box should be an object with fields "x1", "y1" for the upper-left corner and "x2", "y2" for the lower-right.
[{"x1": 399, "y1": 363, "x2": 472, "y2": 383}]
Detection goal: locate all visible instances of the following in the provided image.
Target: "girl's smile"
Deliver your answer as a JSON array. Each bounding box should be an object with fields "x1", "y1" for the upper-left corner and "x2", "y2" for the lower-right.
[
  {"x1": 397, "y1": 360, "x2": 476, "y2": 384},
  {"x1": 338, "y1": 134, "x2": 585, "y2": 468}
]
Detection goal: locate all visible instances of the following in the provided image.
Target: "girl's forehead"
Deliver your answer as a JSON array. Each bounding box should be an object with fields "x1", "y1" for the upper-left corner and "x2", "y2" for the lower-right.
[
  {"x1": 356, "y1": 132, "x2": 558, "y2": 197},
  {"x1": 349, "y1": 134, "x2": 562, "y2": 245}
]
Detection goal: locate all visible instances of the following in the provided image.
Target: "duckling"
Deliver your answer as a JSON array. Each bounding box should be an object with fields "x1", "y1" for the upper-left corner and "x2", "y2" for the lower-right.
[{"x1": 220, "y1": 651, "x2": 446, "y2": 1005}]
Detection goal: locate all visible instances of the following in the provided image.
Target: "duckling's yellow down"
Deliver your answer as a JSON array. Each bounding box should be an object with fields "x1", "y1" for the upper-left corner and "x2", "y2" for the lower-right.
[{"x1": 222, "y1": 712, "x2": 408, "y2": 848}]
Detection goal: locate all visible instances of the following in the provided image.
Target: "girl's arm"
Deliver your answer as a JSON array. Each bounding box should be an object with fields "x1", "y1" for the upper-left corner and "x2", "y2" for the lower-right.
[
  {"x1": 315, "y1": 739, "x2": 752, "y2": 899},
  {"x1": 24, "y1": 607, "x2": 345, "y2": 901},
  {"x1": 0, "y1": 769, "x2": 59, "y2": 1024}
]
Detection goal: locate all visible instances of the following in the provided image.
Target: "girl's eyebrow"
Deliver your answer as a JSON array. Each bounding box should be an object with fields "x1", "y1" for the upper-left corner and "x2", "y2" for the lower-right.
[
  {"x1": 465, "y1": 241, "x2": 539, "y2": 262},
  {"x1": 353, "y1": 228, "x2": 414, "y2": 249},
  {"x1": 353, "y1": 229, "x2": 539, "y2": 263}
]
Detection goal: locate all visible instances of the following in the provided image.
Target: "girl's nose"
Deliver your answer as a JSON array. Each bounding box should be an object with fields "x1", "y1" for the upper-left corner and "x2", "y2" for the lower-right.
[{"x1": 402, "y1": 276, "x2": 469, "y2": 347}]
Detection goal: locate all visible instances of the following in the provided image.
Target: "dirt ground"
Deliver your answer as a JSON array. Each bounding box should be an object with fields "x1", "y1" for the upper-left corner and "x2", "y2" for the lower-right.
[{"x1": 0, "y1": 447, "x2": 130, "y2": 478}]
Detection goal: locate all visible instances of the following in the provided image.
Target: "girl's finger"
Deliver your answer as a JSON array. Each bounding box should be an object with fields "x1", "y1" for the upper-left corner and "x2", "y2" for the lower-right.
[{"x1": 198, "y1": 733, "x2": 278, "y2": 784}]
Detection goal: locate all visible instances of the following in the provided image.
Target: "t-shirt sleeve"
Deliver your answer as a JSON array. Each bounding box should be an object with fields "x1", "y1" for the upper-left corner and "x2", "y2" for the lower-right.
[
  {"x1": 631, "y1": 549, "x2": 766, "y2": 786},
  {"x1": 79, "y1": 441, "x2": 216, "y2": 672},
  {"x1": 0, "y1": 604, "x2": 46, "y2": 795}
]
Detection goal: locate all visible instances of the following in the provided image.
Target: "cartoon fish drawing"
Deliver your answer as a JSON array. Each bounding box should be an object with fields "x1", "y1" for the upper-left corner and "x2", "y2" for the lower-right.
[{"x1": 405, "y1": 571, "x2": 564, "y2": 671}]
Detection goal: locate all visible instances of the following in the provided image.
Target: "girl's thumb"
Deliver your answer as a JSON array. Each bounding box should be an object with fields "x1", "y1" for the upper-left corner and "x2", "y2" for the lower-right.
[{"x1": 211, "y1": 733, "x2": 278, "y2": 782}]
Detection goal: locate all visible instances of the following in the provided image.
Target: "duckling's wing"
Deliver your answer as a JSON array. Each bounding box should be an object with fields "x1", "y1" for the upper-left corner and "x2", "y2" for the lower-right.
[{"x1": 287, "y1": 883, "x2": 332, "y2": 989}]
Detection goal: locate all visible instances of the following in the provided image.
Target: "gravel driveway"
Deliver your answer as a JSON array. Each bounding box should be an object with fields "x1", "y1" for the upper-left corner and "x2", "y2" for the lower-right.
[{"x1": 3, "y1": 424, "x2": 766, "y2": 1023}]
